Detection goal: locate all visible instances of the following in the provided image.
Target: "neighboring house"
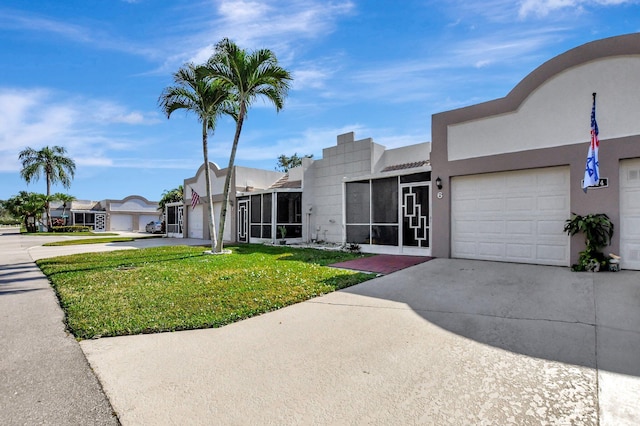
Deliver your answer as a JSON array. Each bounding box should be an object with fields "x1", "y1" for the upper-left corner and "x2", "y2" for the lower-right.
[
  {"x1": 176, "y1": 162, "x2": 284, "y2": 241},
  {"x1": 49, "y1": 195, "x2": 160, "y2": 232},
  {"x1": 303, "y1": 132, "x2": 431, "y2": 256},
  {"x1": 173, "y1": 132, "x2": 432, "y2": 256},
  {"x1": 431, "y1": 33, "x2": 640, "y2": 270}
]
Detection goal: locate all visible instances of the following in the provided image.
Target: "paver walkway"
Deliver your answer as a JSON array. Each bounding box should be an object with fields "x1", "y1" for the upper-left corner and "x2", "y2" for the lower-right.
[{"x1": 331, "y1": 254, "x2": 432, "y2": 274}]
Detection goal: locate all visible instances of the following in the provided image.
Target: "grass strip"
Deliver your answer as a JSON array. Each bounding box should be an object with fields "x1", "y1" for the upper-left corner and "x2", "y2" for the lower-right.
[
  {"x1": 37, "y1": 244, "x2": 375, "y2": 339},
  {"x1": 43, "y1": 237, "x2": 137, "y2": 246}
]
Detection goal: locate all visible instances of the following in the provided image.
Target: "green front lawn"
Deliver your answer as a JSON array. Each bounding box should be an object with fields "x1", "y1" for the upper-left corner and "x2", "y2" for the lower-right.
[{"x1": 37, "y1": 244, "x2": 374, "y2": 340}]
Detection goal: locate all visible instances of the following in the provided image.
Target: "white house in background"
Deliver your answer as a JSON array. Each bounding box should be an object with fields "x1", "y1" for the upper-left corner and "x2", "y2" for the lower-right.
[
  {"x1": 49, "y1": 195, "x2": 160, "y2": 232},
  {"x1": 169, "y1": 132, "x2": 432, "y2": 256},
  {"x1": 431, "y1": 32, "x2": 640, "y2": 270}
]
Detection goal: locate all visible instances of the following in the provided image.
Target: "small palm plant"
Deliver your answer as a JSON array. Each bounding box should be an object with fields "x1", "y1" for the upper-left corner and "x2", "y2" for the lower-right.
[{"x1": 564, "y1": 213, "x2": 614, "y2": 271}]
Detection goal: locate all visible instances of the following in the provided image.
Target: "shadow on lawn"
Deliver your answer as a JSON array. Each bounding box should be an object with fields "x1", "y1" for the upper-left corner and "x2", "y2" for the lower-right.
[
  {"x1": 36, "y1": 246, "x2": 208, "y2": 276},
  {"x1": 230, "y1": 243, "x2": 369, "y2": 267}
]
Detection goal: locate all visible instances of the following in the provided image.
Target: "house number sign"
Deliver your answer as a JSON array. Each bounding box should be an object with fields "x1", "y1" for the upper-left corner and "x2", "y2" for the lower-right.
[{"x1": 581, "y1": 177, "x2": 608, "y2": 189}]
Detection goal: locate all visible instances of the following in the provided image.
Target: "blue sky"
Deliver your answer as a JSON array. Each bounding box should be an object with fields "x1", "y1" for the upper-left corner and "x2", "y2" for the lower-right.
[{"x1": 1, "y1": 0, "x2": 639, "y2": 201}]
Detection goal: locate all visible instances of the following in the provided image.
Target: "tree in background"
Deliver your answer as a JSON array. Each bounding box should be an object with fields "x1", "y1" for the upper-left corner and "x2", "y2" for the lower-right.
[
  {"x1": 159, "y1": 185, "x2": 184, "y2": 212},
  {"x1": 203, "y1": 38, "x2": 292, "y2": 253},
  {"x1": 52, "y1": 193, "x2": 76, "y2": 226},
  {"x1": 19, "y1": 146, "x2": 76, "y2": 231},
  {"x1": 0, "y1": 199, "x2": 21, "y2": 225},
  {"x1": 159, "y1": 63, "x2": 234, "y2": 253},
  {"x1": 276, "y1": 153, "x2": 313, "y2": 173},
  {"x1": 4, "y1": 191, "x2": 47, "y2": 232}
]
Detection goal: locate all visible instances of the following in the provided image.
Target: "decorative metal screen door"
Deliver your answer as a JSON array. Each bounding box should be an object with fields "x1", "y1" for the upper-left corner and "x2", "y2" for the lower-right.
[
  {"x1": 166, "y1": 204, "x2": 183, "y2": 237},
  {"x1": 94, "y1": 213, "x2": 106, "y2": 232},
  {"x1": 237, "y1": 199, "x2": 249, "y2": 243},
  {"x1": 177, "y1": 206, "x2": 183, "y2": 234},
  {"x1": 401, "y1": 184, "x2": 430, "y2": 249}
]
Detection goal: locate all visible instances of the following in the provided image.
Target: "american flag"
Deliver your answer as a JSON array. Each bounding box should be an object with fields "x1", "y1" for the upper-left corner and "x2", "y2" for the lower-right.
[
  {"x1": 191, "y1": 187, "x2": 200, "y2": 209},
  {"x1": 582, "y1": 93, "x2": 600, "y2": 192}
]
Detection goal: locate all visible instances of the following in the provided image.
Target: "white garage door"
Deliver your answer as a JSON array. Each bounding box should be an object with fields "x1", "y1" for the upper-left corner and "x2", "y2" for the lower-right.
[
  {"x1": 451, "y1": 167, "x2": 570, "y2": 266},
  {"x1": 620, "y1": 159, "x2": 640, "y2": 270},
  {"x1": 110, "y1": 214, "x2": 133, "y2": 231},
  {"x1": 189, "y1": 205, "x2": 204, "y2": 239}
]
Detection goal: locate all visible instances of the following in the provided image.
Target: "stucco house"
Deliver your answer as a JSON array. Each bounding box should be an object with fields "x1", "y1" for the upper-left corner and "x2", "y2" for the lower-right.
[
  {"x1": 49, "y1": 195, "x2": 160, "y2": 232},
  {"x1": 170, "y1": 132, "x2": 432, "y2": 256},
  {"x1": 431, "y1": 33, "x2": 640, "y2": 270},
  {"x1": 169, "y1": 33, "x2": 640, "y2": 271}
]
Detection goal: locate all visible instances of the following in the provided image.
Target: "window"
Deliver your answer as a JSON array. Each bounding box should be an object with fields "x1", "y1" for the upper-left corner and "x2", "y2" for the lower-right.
[
  {"x1": 346, "y1": 178, "x2": 399, "y2": 246},
  {"x1": 276, "y1": 192, "x2": 302, "y2": 238},
  {"x1": 73, "y1": 212, "x2": 97, "y2": 229},
  {"x1": 250, "y1": 194, "x2": 273, "y2": 239}
]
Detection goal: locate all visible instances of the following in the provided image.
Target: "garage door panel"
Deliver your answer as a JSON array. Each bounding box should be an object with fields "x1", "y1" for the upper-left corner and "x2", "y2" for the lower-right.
[
  {"x1": 537, "y1": 220, "x2": 565, "y2": 236},
  {"x1": 537, "y1": 244, "x2": 568, "y2": 262},
  {"x1": 452, "y1": 167, "x2": 570, "y2": 266},
  {"x1": 538, "y1": 195, "x2": 568, "y2": 211},
  {"x1": 477, "y1": 220, "x2": 503, "y2": 234},
  {"x1": 453, "y1": 241, "x2": 477, "y2": 256},
  {"x1": 506, "y1": 197, "x2": 535, "y2": 211},
  {"x1": 478, "y1": 198, "x2": 504, "y2": 211},
  {"x1": 478, "y1": 242, "x2": 505, "y2": 257},
  {"x1": 506, "y1": 220, "x2": 534, "y2": 235},
  {"x1": 620, "y1": 159, "x2": 640, "y2": 270},
  {"x1": 506, "y1": 244, "x2": 533, "y2": 259}
]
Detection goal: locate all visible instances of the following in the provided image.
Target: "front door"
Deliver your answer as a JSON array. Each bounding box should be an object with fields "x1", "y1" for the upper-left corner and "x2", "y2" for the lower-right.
[
  {"x1": 166, "y1": 204, "x2": 183, "y2": 238},
  {"x1": 401, "y1": 184, "x2": 430, "y2": 254},
  {"x1": 237, "y1": 199, "x2": 249, "y2": 243},
  {"x1": 95, "y1": 213, "x2": 106, "y2": 232}
]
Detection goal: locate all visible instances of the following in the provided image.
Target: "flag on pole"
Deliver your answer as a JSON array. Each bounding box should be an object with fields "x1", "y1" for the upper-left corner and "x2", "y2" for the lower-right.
[
  {"x1": 582, "y1": 93, "x2": 600, "y2": 192},
  {"x1": 191, "y1": 187, "x2": 200, "y2": 209}
]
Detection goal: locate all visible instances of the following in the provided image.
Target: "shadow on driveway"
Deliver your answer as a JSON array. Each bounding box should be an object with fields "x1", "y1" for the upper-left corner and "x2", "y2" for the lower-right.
[{"x1": 341, "y1": 258, "x2": 640, "y2": 378}]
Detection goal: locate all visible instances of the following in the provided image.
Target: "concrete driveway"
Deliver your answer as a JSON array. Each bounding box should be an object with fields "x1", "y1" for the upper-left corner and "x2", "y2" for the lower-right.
[
  {"x1": 3, "y1": 228, "x2": 639, "y2": 424},
  {"x1": 79, "y1": 258, "x2": 640, "y2": 425}
]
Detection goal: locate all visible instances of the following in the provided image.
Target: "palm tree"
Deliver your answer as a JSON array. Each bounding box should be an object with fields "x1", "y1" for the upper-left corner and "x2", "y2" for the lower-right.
[
  {"x1": 5, "y1": 191, "x2": 47, "y2": 232},
  {"x1": 52, "y1": 192, "x2": 76, "y2": 226},
  {"x1": 204, "y1": 38, "x2": 292, "y2": 252},
  {"x1": 19, "y1": 146, "x2": 76, "y2": 231},
  {"x1": 158, "y1": 185, "x2": 184, "y2": 212},
  {"x1": 159, "y1": 63, "x2": 233, "y2": 252}
]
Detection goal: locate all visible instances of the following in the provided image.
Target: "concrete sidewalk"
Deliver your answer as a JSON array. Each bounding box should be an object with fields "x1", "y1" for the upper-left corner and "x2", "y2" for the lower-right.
[
  {"x1": 0, "y1": 228, "x2": 119, "y2": 425},
  {"x1": 80, "y1": 258, "x2": 640, "y2": 425}
]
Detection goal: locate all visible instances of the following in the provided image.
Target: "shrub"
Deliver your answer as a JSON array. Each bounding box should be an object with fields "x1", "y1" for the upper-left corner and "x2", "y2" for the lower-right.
[
  {"x1": 564, "y1": 213, "x2": 614, "y2": 272},
  {"x1": 51, "y1": 225, "x2": 92, "y2": 233}
]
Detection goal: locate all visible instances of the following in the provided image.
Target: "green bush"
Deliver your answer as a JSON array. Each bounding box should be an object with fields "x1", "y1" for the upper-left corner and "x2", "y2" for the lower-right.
[
  {"x1": 51, "y1": 225, "x2": 92, "y2": 233},
  {"x1": 564, "y1": 213, "x2": 614, "y2": 272},
  {"x1": 0, "y1": 218, "x2": 21, "y2": 225}
]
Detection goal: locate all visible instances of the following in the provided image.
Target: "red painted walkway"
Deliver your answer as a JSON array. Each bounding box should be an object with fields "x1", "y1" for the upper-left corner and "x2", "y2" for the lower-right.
[{"x1": 330, "y1": 254, "x2": 433, "y2": 275}]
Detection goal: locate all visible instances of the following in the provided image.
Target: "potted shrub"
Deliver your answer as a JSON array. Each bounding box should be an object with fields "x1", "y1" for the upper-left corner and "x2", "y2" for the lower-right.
[
  {"x1": 563, "y1": 213, "x2": 614, "y2": 272},
  {"x1": 278, "y1": 225, "x2": 287, "y2": 245}
]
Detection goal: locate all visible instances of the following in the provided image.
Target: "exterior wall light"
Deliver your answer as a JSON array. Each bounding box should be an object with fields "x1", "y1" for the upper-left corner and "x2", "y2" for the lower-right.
[{"x1": 435, "y1": 176, "x2": 443, "y2": 190}]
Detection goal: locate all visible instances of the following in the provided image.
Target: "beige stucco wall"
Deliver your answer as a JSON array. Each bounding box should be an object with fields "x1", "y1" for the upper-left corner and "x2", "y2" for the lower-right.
[
  {"x1": 448, "y1": 56, "x2": 640, "y2": 161},
  {"x1": 432, "y1": 33, "x2": 640, "y2": 265}
]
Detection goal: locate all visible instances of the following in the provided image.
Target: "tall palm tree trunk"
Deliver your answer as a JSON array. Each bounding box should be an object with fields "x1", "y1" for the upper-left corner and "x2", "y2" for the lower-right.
[
  {"x1": 202, "y1": 121, "x2": 218, "y2": 251},
  {"x1": 46, "y1": 176, "x2": 52, "y2": 231},
  {"x1": 216, "y1": 103, "x2": 246, "y2": 253}
]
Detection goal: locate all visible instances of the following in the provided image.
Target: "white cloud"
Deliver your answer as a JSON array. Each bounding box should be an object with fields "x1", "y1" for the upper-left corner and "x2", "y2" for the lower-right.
[
  {"x1": 0, "y1": 8, "x2": 160, "y2": 58},
  {"x1": 0, "y1": 88, "x2": 160, "y2": 172},
  {"x1": 224, "y1": 124, "x2": 367, "y2": 163},
  {"x1": 518, "y1": 0, "x2": 637, "y2": 17}
]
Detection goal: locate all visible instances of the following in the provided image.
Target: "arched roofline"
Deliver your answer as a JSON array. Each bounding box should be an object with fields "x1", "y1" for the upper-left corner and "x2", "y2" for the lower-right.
[{"x1": 434, "y1": 32, "x2": 640, "y2": 125}]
